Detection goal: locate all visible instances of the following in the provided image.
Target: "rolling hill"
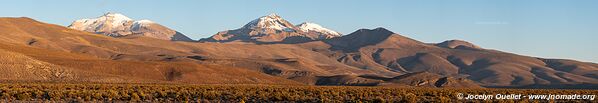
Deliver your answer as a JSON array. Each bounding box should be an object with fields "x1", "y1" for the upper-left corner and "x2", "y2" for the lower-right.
[{"x1": 297, "y1": 27, "x2": 598, "y2": 88}]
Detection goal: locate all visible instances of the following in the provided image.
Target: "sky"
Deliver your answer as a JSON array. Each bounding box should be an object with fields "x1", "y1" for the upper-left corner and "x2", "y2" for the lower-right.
[{"x1": 0, "y1": 0, "x2": 597, "y2": 63}]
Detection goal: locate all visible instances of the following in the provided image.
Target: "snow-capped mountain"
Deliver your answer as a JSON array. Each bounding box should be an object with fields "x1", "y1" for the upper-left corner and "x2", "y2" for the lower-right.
[
  {"x1": 201, "y1": 13, "x2": 341, "y2": 43},
  {"x1": 242, "y1": 13, "x2": 295, "y2": 32},
  {"x1": 68, "y1": 12, "x2": 193, "y2": 41},
  {"x1": 296, "y1": 22, "x2": 341, "y2": 38},
  {"x1": 131, "y1": 20, "x2": 155, "y2": 30}
]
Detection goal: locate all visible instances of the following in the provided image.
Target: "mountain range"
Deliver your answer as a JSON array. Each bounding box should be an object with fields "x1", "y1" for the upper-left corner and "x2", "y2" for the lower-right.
[
  {"x1": 199, "y1": 13, "x2": 342, "y2": 43},
  {"x1": 0, "y1": 13, "x2": 596, "y2": 89}
]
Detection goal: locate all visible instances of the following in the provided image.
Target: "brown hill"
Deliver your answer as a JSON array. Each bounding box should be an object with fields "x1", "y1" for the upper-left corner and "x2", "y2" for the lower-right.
[{"x1": 298, "y1": 27, "x2": 598, "y2": 87}]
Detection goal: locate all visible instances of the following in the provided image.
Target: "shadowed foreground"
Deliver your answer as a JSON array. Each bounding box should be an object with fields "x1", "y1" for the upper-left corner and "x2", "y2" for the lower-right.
[{"x1": 0, "y1": 83, "x2": 596, "y2": 102}]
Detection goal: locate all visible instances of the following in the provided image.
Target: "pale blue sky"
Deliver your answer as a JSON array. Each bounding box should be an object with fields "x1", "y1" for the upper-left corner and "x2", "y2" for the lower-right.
[{"x1": 1, "y1": 0, "x2": 597, "y2": 63}]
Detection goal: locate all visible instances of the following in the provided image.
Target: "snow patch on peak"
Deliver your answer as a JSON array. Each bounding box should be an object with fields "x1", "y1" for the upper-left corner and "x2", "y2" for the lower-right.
[
  {"x1": 100, "y1": 12, "x2": 133, "y2": 27},
  {"x1": 132, "y1": 19, "x2": 155, "y2": 30},
  {"x1": 297, "y1": 22, "x2": 341, "y2": 36},
  {"x1": 69, "y1": 12, "x2": 163, "y2": 36},
  {"x1": 103, "y1": 12, "x2": 132, "y2": 20},
  {"x1": 267, "y1": 13, "x2": 280, "y2": 18},
  {"x1": 133, "y1": 19, "x2": 154, "y2": 25},
  {"x1": 69, "y1": 12, "x2": 135, "y2": 31},
  {"x1": 242, "y1": 13, "x2": 293, "y2": 31}
]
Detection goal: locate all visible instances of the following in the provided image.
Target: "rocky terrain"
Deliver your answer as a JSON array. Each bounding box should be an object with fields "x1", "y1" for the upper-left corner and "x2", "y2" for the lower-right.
[{"x1": 0, "y1": 15, "x2": 597, "y2": 89}]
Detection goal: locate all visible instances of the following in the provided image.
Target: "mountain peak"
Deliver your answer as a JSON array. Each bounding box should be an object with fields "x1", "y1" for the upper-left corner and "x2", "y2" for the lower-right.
[
  {"x1": 202, "y1": 14, "x2": 342, "y2": 43},
  {"x1": 103, "y1": 12, "x2": 126, "y2": 16},
  {"x1": 69, "y1": 13, "x2": 132, "y2": 34},
  {"x1": 132, "y1": 19, "x2": 155, "y2": 25},
  {"x1": 242, "y1": 13, "x2": 294, "y2": 31},
  {"x1": 296, "y1": 22, "x2": 341, "y2": 36},
  {"x1": 436, "y1": 39, "x2": 481, "y2": 49},
  {"x1": 100, "y1": 12, "x2": 133, "y2": 21},
  {"x1": 266, "y1": 13, "x2": 280, "y2": 18},
  {"x1": 131, "y1": 19, "x2": 155, "y2": 30},
  {"x1": 68, "y1": 13, "x2": 193, "y2": 41},
  {"x1": 355, "y1": 27, "x2": 394, "y2": 35},
  {"x1": 374, "y1": 27, "x2": 390, "y2": 31},
  {"x1": 324, "y1": 27, "x2": 423, "y2": 52}
]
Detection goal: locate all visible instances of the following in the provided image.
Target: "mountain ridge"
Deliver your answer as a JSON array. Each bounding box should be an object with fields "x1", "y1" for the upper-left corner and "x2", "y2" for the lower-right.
[
  {"x1": 68, "y1": 12, "x2": 194, "y2": 41},
  {"x1": 298, "y1": 27, "x2": 598, "y2": 87},
  {"x1": 200, "y1": 14, "x2": 342, "y2": 43}
]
